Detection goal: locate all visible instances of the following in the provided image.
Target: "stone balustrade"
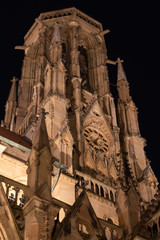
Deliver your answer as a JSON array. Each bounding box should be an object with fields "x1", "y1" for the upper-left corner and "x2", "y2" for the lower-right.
[
  {"x1": 75, "y1": 172, "x2": 116, "y2": 203},
  {"x1": 15, "y1": 112, "x2": 32, "y2": 135},
  {"x1": 0, "y1": 175, "x2": 28, "y2": 207}
]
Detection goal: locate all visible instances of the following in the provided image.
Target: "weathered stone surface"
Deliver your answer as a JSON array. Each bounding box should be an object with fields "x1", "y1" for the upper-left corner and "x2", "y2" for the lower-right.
[{"x1": 0, "y1": 7, "x2": 159, "y2": 240}]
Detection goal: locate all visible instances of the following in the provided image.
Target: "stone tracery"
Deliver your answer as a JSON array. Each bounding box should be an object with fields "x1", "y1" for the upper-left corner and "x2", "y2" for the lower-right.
[{"x1": 0, "y1": 7, "x2": 159, "y2": 240}]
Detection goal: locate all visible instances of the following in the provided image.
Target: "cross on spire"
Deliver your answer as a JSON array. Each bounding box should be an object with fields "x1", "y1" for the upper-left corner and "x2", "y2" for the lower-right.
[
  {"x1": 11, "y1": 76, "x2": 18, "y2": 83},
  {"x1": 116, "y1": 57, "x2": 124, "y2": 64},
  {"x1": 116, "y1": 57, "x2": 127, "y2": 82},
  {"x1": 8, "y1": 77, "x2": 18, "y2": 102},
  {"x1": 32, "y1": 107, "x2": 49, "y2": 150}
]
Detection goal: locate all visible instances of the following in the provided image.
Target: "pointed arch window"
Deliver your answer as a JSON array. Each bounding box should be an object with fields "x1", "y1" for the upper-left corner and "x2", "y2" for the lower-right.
[
  {"x1": 62, "y1": 42, "x2": 67, "y2": 67},
  {"x1": 78, "y1": 46, "x2": 89, "y2": 91},
  {"x1": 91, "y1": 181, "x2": 94, "y2": 192},
  {"x1": 105, "y1": 189, "x2": 109, "y2": 199},
  {"x1": 100, "y1": 186, "x2": 104, "y2": 197},
  {"x1": 110, "y1": 190, "x2": 114, "y2": 202},
  {"x1": 95, "y1": 183, "x2": 99, "y2": 195}
]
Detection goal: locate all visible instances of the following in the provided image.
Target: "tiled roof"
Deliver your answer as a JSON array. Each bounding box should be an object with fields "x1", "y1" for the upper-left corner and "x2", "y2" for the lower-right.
[{"x1": 0, "y1": 127, "x2": 32, "y2": 149}]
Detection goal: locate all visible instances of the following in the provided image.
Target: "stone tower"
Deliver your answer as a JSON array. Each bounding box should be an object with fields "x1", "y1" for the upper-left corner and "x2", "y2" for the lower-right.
[{"x1": 1, "y1": 7, "x2": 159, "y2": 240}]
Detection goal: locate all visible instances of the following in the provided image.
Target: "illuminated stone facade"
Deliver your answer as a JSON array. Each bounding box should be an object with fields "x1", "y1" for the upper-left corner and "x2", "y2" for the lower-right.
[{"x1": 0, "y1": 7, "x2": 159, "y2": 240}]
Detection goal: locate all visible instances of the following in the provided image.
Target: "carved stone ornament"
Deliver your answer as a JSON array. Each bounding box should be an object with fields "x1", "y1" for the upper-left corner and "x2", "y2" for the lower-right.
[{"x1": 84, "y1": 127, "x2": 110, "y2": 153}]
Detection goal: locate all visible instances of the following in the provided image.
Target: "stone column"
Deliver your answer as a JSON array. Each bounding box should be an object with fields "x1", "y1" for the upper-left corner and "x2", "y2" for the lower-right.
[
  {"x1": 69, "y1": 21, "x2": 84, "y2": 168},
  {"x1": 87, "y1": 48, "x2": 97, "y2": 91},
  {"x1": 72, "y1": 77, "x2": 83, "y2": 167},
  {"x1": 69, "y1": 21, "x2": 80, "y2": 78}
]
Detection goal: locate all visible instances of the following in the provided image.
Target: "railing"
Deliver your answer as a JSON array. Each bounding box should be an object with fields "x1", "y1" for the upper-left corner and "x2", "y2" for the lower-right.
[
  {"x1": 15, "y1": 111, "x2": 32, "y2": 135},
  {"x1": 0, "y1": 175, "x2": 28, "y2": 207},
  {"x1": 39, "y1": 7, "x2": 102, "y2": 30},
  {"x1": 75, "y1": 172, "x2": 116, "y2": 203}
]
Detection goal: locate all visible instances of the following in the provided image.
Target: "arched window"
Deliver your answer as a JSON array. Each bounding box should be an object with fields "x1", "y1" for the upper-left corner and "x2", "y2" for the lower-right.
[
  {"x1": 110, "y1": 190, "x2": 114, "y2": 201},
  {"x1": 100, "y1": 186, "x2": 104, "y2": 197},
  {"x1": 8, "y1": 186, "x2": 16, "y2": 202},
  {"x1": 62, "y1": 43, "x2": 67, "y2": 67},
  {"x1": 105, "y1": 189, "x2": 109, "y2": 199},
  {"x1": 91, "y1": 181, "x2": 94, "y2": 192},
  {"x1": 95, "y1": 184, "x2": 99, "y2": 195},
  {"x1": 17, "y1": 189, "x2": 24, "y2": 207},
  {"x1": 78, "y1": 46, "x2": 89, "y2": 91}
]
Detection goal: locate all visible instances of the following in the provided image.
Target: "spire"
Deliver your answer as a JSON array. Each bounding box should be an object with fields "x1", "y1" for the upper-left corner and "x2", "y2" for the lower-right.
[
  {"x1": 4, "y1": 77, "x2": 18, "y2": 129},
  {"x1": 32, "y1": 108, "x2": 50, "y2": 150},
  {"x1": 118, "y1": 152, "x2": 137, "y2": 192},
  {"x1": 117, "y1": 153, "x2": 141, "y2": 236},
  {"x1": 27, "y1": 108, "x2": 52, "y2": 199},
  {"x1": 24, "y1": 109, "x2": 56, "y2": 240},
  {"x1": 8, "y1": 77, "x2": 18, "y2": 102},
  {"x1": 116, "y1": 58, "x2": 131, "y2": 103},
  {"x1": 117, "y1": 58, "x2": 127, "y2": 82}
]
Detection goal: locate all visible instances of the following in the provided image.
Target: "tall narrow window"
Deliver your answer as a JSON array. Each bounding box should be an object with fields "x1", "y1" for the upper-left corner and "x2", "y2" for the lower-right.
[
  {"x1": 78, "y1": 46, "x2": 89, "y2": 91},
  {"x1": 91, "y1": 181, "x2": 94, "y2": 192},
  {"x1": 62, "y1": 43, "x2": 67, "y2": 67},
  {"x1": 110, "y1": 190, "x2": 114, "y2": 201},
  {"x1": 100, "y1": 186, "x2": 104, "y2": 197},
  {"x1": 106, "y1": 189, "x2": 109, "y2": 199},
  {"x1": 95, "y1": 183, "x2": 99, "y2": 195}
]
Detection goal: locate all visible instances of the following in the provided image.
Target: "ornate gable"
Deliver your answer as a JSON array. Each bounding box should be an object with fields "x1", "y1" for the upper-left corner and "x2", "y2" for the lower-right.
[
  {"x1": 82, "y1": 99, "x2": 116, "y2": 176},
  {"x1": 53, "y1": 190, "x2": 106, "y2": 239},
  {"x1": 83, "y1": 99, "x2": 115, "y2": 145}
]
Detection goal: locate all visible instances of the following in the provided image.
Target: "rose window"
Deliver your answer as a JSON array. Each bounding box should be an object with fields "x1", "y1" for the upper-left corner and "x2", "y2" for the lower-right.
[{"x1": 84, "y1": 127, "x2": 109, "y2": 153}]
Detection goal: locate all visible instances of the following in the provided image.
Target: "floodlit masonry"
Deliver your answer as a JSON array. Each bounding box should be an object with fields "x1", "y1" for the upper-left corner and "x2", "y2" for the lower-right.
[{"x1": 0, "y1": 7, "x2": 160, "y2": 240}]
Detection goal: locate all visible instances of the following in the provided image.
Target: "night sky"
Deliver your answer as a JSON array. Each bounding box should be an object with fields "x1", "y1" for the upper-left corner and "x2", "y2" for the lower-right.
[{"x1": 0, "y1": 1, "x2": 159, "y2": 179}]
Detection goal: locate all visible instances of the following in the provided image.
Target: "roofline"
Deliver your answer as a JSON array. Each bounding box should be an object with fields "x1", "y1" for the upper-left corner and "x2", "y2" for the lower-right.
[
  {"x1": 39, "y1": 7, "x2": 102, "y2": 28},
  {"x1": 24, "y1": 7, "x2": 103, "y2": 41},
  {"x1": 0, "y1": 135, "x2": 31, "y2": 153}
]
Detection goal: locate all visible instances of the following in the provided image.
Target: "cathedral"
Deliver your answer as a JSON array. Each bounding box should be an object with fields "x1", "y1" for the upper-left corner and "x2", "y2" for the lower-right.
[{"x1": 0, "y1": 7, "x2": 160, "y2": 240}]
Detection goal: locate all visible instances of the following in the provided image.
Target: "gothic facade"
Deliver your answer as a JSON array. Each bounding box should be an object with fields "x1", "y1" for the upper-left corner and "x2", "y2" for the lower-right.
[{"x1": 0, "y1": 7, "x2": 159, "y2": 240}]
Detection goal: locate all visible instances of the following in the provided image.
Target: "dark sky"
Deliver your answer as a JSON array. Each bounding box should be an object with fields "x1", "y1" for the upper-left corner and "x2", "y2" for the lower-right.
[{"x1": 0, "y1": 1, "x2": 159, "y2": 179}]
